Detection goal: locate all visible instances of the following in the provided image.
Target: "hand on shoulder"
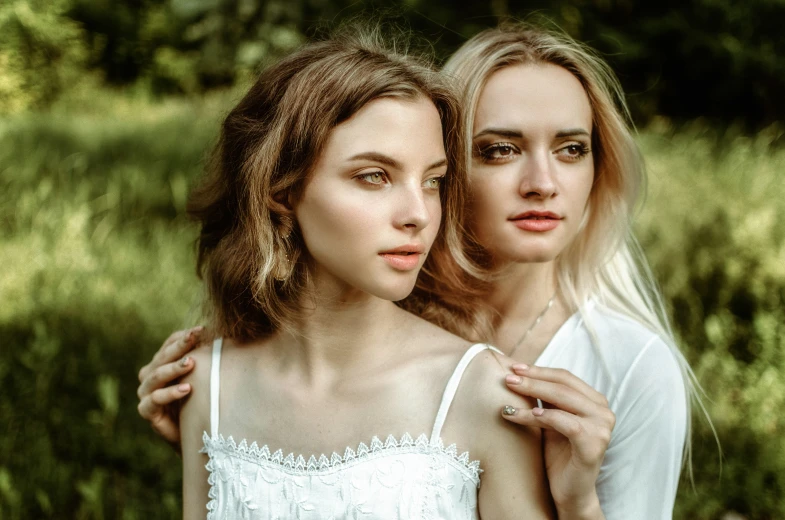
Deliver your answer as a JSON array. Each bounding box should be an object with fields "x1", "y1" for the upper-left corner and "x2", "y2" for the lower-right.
[
  {"x1": 449, "y1": 347, "x2": 555, "y2": 519},
  {"x1": 136, "y1": 326, "x2": 203, "y2": 450}
]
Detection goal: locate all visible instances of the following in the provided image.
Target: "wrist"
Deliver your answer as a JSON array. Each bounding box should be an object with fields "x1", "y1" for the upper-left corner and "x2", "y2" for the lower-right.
[{"x1": 555, "y1": 493, "x2": 604, "y2": 520}]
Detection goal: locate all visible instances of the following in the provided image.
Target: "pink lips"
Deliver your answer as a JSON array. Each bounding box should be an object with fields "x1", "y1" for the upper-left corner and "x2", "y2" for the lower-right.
[
  {"x1": 510, "y1": 211, "x2": 562, "y2": 232},
  {"x1": 379, "y1": 244, "x2": 424, "y2": 271}
]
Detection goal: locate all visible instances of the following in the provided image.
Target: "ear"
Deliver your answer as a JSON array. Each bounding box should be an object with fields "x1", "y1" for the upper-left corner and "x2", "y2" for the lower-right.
[
  {"x1": 268, "y1": 190, "x2": 297, "y2": 241},
  {"x1": 268, "y1": 190, "x2": 296, "y2": 217}
]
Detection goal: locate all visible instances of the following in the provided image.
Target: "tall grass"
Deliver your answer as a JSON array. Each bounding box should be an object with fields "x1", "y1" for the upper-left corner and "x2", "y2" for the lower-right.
[{"x1": 1, "y1": 95, "x2": 783, "y2": 519}]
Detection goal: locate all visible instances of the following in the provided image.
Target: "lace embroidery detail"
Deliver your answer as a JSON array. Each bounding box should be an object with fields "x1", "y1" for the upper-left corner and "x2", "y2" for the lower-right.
[{"x1": 201, "y1": 431, "x2": 481, "y2": 481}]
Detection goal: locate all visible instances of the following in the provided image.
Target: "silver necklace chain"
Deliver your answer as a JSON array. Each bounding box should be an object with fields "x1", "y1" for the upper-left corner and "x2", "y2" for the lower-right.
[{"x1": 510, "y1": 294, "x2": 556, "y2": 354}]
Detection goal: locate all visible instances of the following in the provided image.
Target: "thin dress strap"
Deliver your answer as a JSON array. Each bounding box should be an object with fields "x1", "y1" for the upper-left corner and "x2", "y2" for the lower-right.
[
  {"x1": 429, "y1": 343, "x2": 502, "y2": 444},
  {"x1": 210, "y1": 337, "x2": 223, "y2": 438}
]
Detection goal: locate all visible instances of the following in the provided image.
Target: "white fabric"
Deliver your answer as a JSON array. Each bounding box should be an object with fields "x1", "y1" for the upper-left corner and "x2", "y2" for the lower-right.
[
  {"x1": 430, "y1": 343, "x2": 502, "y2": 442},
  {"x1": 200, "y1": 340, "x2": 496, "y2": 520},
  {"x1": 536, "y1": 300, "x2": 688, "y2": 520},
  {"x1": 209, "y1": 338, "x2": 221, "y2": 439}
]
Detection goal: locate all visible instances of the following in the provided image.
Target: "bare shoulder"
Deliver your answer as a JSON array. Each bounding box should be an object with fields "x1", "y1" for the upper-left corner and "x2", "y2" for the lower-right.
[
  {"x1": 180, "y1": 339, "x2": 215, "y2": 408},
  {"x1": 179, "y1": 339, "x2": 217, "y2": 445},
  {"x1": 448, "y1": 348, "x2": 554, "y2": 518},
  {"x1": 460, "y1": 348, "x2": 537, "y2": 418},
  {"x1": 399, "y1": 309, "x2": 468, "y2": 346},
  {"x1": 179, "y1": 339, "x2": 217, "y2": 518},
  {"x1": 445, "y1": 347, "x2": 539, "y2": 461}
]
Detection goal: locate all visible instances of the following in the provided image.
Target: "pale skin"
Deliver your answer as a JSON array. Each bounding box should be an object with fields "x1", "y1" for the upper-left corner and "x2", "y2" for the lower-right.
[
  {"x1": 178, "y1": 95, "x2": 554, "y2": 518},
  {"x1": 139, "y1": 64, "x2": 615, "y2": 519},
  {"x1": 471, "y1": 63, "x2": 613, "y2": 519}
]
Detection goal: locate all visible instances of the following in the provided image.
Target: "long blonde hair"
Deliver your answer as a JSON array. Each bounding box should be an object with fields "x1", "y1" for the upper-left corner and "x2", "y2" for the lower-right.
[{"x1": 443, "y1": 22, "x2": 712, "y2": 474}]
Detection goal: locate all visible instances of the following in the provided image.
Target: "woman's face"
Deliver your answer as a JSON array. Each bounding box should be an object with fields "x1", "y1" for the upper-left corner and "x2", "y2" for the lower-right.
[
  {"x1": 294, "y1": 95, "x2": 447, "y2": 301},
  {"x1": 469, "y1": 63, "x2": 595, "y2": 264}
]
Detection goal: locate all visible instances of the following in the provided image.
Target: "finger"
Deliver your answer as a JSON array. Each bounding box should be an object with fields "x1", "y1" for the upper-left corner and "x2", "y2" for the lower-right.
[
  {"x1": 502, "y1": 406, "x2": 611, "y2": 461},
  {"x1": 138, "y1": 384, "x2": 191, "y2": 421},
  {"x1": 137, "y1": 356, "x2": 195, "y2": 399},
  {"x1": 139, "y1": 327, "x2": 203, "y2": 382},
  {"x1": 509, "y1": 364, "x2": 608, "y2": 407},
  {"x1": 528, "y1": 407, "x2": 611, "y2": 463},
  {"x1": 160, "y1": 326, "x2": 203, "y2": 366},
  {"x1": 139, "y1": 330, "x2": 187, "y2": 382},
  {"x1": 504, "y1": 374, "x2": 608, "y2": 419}
]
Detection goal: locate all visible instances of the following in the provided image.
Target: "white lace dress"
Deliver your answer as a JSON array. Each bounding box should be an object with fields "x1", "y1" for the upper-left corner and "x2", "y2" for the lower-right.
[{"x1": 199, "y1": 339, "x2": 499, "y2": 519}]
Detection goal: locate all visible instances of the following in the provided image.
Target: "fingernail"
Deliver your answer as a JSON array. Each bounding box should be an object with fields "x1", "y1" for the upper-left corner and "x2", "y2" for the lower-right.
[
  {"x1": 505, "y1": 374, "x2": 522, "y2": 385},
  {"x1": 532, "y1": 407, "x2": 544, "y2": 417},
  {"x1": 512, "y1": 363, "x2": 529, "y2": 373},
  {"x1": 179, "y1": 356, "x2": 191, "y2": 367},
  {"x1": 502, "y1": 405, "x2": 517, "y2": 416},
  {"x1": 178, "y1": 384, "x2": 190, "y2": 392}
]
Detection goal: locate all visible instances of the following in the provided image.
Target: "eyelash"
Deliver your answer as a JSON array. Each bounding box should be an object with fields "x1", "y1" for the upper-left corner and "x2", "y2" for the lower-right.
[
  {"x1": 355, "y1": 172, "x2": 446, "y2": 190},
  {"x1": 475, "y1": 142, "x2": 519, "y2": 163},
  {"x1": 423, "y1": 175, "x2": 445, "y2": 190},
  {"x1": 357, "y1": 171, "x2": 387, "y2": 185},
  {"x1": 474, "y1": 142, "x2": 592, "y2": 163},
  {"x1": 556, "y1": 143, "x2": 591, "y2": 161}
]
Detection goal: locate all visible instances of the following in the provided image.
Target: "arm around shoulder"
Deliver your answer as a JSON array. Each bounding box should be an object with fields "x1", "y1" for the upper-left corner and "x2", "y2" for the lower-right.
[{"x1": 179, "y1": 342, "x2": 214, "y2": 519}]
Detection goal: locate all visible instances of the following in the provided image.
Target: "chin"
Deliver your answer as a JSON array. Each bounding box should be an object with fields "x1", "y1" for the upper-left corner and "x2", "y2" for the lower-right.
[
  {"x1": 502, "y1": 246, "x2": 560, "y2": 264},
  {"x1": 372, "y1": 279, "x2": 419, "y2": 302}
]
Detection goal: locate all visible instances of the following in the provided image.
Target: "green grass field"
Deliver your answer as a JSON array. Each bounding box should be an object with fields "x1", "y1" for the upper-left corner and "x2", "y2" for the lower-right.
[{"x1": 1, "y1": 93, "x2": 783, "y2": 519}]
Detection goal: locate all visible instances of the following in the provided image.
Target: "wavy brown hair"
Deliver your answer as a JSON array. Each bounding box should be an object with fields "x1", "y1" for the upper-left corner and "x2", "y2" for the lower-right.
[{"x1": 187, "y1": 28, "x2": 486, "y2": 342}]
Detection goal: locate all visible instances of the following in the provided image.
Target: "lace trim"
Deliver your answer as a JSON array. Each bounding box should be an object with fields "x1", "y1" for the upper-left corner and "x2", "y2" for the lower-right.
[
  {"x1": 201, "y1": 431, "x2": 482, "y2": 481},
  {"x1": 204, "y1": 455, "x2": 217, "y2": 519}
]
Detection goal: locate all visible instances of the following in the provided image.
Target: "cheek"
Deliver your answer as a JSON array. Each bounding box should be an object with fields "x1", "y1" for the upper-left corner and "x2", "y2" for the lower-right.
[
  {"x1": 429, "y1": 198, "x2": 443, "y2": 241},
  {"x1": 297, "y1": 192, "x2": 373, "y2": 254},
  {"x1": 575, "y1": 168, "x2": 595, "y2": 211}
]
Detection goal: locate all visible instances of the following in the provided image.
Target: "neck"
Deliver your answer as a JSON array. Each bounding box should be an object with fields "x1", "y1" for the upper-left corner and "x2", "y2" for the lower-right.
[
  {"x1": 487, "y1": 259, "x2": 570, "y2": 360},
  {"x1": 488, "y1": 260, "x2": 558, "y2": 321},
  {"x1": 269, "y1": 284, "x2": 407, "y2": 388}
]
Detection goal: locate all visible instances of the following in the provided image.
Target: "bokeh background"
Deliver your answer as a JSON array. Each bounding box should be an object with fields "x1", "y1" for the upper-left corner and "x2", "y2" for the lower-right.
[{"x1": 1, "y1": 0, "x2": 784, "y2": 518}]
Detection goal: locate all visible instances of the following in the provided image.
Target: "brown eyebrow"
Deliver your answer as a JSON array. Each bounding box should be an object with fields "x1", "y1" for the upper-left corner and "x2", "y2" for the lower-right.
[
  {"x1": 426, "y1": 158, "x2": 448, "y2": 171},
  {"x1": 348, "y1": 152, "x2": 402, "y2": 170},
  {"x1": 555, "y1": 128, "x2": 591, "y2": 138},
  {"x1": 473, "y1": 128, "x2": 591, "y2": 140},
  {"x1": 473, "y1": 128, "x2": 523, "y2": 140},
  {"x1": 348, "y1": 152, "x2": 447, "y2": 171}
]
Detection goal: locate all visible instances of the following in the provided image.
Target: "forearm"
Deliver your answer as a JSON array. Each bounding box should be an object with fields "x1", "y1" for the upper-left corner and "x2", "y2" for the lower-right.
[{"x1": 555, "y1": 493, "x2": 605, "y2": 520}]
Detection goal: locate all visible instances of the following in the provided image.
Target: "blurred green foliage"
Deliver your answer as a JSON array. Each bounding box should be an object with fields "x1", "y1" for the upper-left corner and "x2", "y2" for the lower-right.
[
  {"x1": 636, "y1": 121, "x2": 785, "y2": 518},
  {"x1": 0, "y1": 0, "x2": 90, "y2": 112},
  {"x1": 2, "y1": 0, "x2": 785, "y2": 127},
  {"x1": 1, "y1": 92, "x2": 783, "y2": 519}
]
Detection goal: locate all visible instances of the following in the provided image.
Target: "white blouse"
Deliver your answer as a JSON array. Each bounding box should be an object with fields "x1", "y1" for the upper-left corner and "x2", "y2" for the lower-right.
[{"x1": 537, "y1": 301, "x2": 688, "y2": 520}]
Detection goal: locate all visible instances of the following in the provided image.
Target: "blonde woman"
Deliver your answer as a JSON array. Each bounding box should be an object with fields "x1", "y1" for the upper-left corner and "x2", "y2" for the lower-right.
[
  {"x1": 139, "y1": 24, "x2": 694, "y2": 519},
  {"x1": 174, "y1": 29, "x2": 552, "y2": 518},
  {"x1": 443, "y1": 25, "x2": 691, "y2": 519}
]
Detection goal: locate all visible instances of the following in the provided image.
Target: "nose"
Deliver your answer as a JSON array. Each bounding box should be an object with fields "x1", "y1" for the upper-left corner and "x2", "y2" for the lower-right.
[
  {"x1": 394, "y1": 181, "x2": 433, "y2": 231},
  {"x1": 519, "y1": 150, "x2": 557, "y2": 199}
]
